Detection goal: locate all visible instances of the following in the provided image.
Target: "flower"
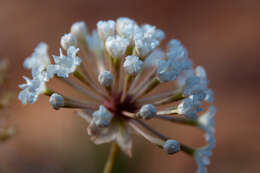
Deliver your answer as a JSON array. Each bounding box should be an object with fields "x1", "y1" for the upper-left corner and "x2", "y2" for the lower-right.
[
  {"x1": 123, "y1": 56, "x2": 144, "y2": 75},
  {"x1": 47, "y1": 46, "x2": 82, "y2": 78},
  {"x1": 70, "y1": 21, "x2": 88, "y2": 40},
  {"x1": 60, "y1": 33, "x2": 77, "y2": 50},
  {"x1": 19, "y1": 17, "x2": 216, "y2": 172},
  {"x1": 105, "y1": 35, "x2": 129, "y2": 59},
  {"x1": 23, "y1": 42, "x2": 50, "y2": 74}
]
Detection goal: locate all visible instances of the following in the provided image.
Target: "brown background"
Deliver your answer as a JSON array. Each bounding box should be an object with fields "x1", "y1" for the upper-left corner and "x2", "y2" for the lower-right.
[{"x1": 0, "y1": 0, "x2": 259, "y2": 172}]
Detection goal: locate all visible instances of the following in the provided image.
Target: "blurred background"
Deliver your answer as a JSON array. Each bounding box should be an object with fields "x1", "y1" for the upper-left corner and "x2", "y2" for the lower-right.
[{"x1": 0, "y1": 0, "x2": 259, "y2": 172}]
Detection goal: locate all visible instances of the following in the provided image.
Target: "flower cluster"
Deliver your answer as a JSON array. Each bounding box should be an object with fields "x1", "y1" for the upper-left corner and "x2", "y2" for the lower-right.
[{"x1": 18, "y1": 17, "x2": 216, "y2": 173}]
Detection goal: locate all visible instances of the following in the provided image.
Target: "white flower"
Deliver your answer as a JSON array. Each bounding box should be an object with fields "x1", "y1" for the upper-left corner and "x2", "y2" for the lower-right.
[
  {"x1": 105, "y1": 35, "x2": 129, "y2": 58},
  {"x1": 60, "y1": 33, "x2": 77, "y2": 50},
  {"x1": 98, "y1": 70, "x2": 113, "y2": 88},
  {"x1": 163, "y1": 140, "x2": 180, "y2": 155},
  {"x1": 123, "y1": 56, "x2": 144, "y2": 75},
  {"x1": 24, "y1": 42, "x2": 50, "y2": 73},
  {"x1": 18, "y1": 71, "x2": 47, "y2": 104},
  {"x1": 116, "y1": 17, "x2": 139, "y2": 45},
  {"x1": 139, "y1": 104, "x2": 156, "y2": 120},
  {"x1": 198, "y1": 106, "x2": 216, "y2": 133},
  {"x1": 49, "y1": 93, "x2": 64, "y2": 110},
  {"x1": 92, "y1": 105, "x2": 113, "y2": 127},
  {"x1": 97, "y1": 20, "x2": 116, "y2": 41},
  {"x1": 70, "y1": 21, "x2": 88, "y2": 40},
  {"x1": 47, "y1": 46, "x2": 82, "y2": 78}
]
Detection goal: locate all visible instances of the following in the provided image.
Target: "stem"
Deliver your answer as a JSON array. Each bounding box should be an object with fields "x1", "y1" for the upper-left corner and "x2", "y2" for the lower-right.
[{"x1": 103, "y1": 142, "x2": 119, "y2": 173}]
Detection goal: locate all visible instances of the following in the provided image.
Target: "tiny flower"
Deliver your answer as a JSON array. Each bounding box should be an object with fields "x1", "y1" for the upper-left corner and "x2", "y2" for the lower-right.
[
  {"x1": 60, "y1": 33, "x2": 77, "y2": 50},
  {"x1": 182, "y1": 67, "x2": 208, "y2": 98},
  {"x1": 123, "y1": 55, "x2": 144, "y2": 75},
  {"x1": 49, "y1": 93, "x2": 64, "y2": 110},
  {"x1": 24, "y1": 42, "x2": 50, "y2": 72},
  {"x1": 194, "y1": 146, "x2": 212, "y2": 173},
  {"x1": 105, "y1": 35, "x2": 129, "y2": 58},
  {"x1": 133, "y1": 24, "x2": 165, "y2": 57},
  {"x1": 163, "y1": 140, "x2": 181, "y2": 155},
  {"x1": 97, "y1": 20, "x2": 116, "y2": 41},
  {"x1": 92, "y1": 105, "x2": 113, "y2": 128},
  {"x1": 70, "y1": 21, "x2": 88, "y2": 40},
  {"x1": 157, "y1": 40, "x2": 192, "y2": 83},
  {"x1": 198, "y1": 106, "x2": 216, "y2": 133},
  {"x1": 138, "y1": 104, "x2": 156, "y2": 120},
  {"x1": 18, "y1": 71, "x2": 47, "y2": 104},
  {"x1": 177, "y1": 95, "x2": 202, "y2": 119},
  {"x1": 116, "y1": 17, "x2": 139, "y2": 45},
  {"x1": 47, "y1": 46, "x2": 82, "y2": 78},
  {"x1": 98, "y1": 70, "x2": 113, "y2": 88}
]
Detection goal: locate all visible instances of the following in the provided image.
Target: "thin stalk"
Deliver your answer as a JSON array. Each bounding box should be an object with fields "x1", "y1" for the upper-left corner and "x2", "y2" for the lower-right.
[
  {"x1": 155, "y1": 115, "x2": 198, "y2": 126},
  {"x1": 103, "y1": 142, "x2": 119, "y2": 173}
]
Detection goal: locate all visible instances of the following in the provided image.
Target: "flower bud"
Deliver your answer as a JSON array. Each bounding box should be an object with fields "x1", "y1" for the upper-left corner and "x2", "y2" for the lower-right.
[
  {"x1": 163, "y1": 140, "x2": 180, "y2": 155},
  {"x1": 105, "y1": 35, "x2": 129, "y2": 59},
  {"x1": 139, "y1": 104, "x2": 156, "y2": 120},
  {"x1": 49, "y1": 93, "x2": 64, "y2": 110},
  {"x1": 98, "y1": 70, "x2": 113, "y2": 88},
  {"x1": 97, "y1": 20, "x2": 115, "y2": 41},
  {"x1": 71, "y1": 21, "x2": 88, "y2": 40},
  {"x1": 60, "y1": 33, "x2": 77, "y2": 50}
]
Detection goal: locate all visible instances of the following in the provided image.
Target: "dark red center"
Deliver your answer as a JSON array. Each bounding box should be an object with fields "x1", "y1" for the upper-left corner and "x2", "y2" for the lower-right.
[{"x1": 104, "y1": 92, "x2": 139, "y2": 117}]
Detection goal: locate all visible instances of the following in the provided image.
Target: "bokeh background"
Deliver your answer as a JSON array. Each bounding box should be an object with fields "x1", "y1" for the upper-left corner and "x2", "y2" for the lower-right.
[{"x1": 0, "y1": 0, "x2": 259, "y2": 172}]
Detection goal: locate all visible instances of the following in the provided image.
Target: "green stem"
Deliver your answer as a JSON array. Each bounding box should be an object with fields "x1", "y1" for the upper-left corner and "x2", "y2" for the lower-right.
[
  {"x1": 180, "y1": 143, "x2": 195, "y2": 156},
  {"x1": 103, "y1": 142, "x2": 119, "y2": 173}
]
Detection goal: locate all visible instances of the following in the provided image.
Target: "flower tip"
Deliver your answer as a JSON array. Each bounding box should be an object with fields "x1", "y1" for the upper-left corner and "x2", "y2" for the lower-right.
[
  {"x1": 61, "y1": 33, "x2": 77, "y2": 50},
  {"x1": 71, "y1": 21, "x2": 88, "y2": 40},
  {"x1": 49, "y1": 93, "x2": 64, "y2": 110},
  {"x1": 98, "y1": 70, "x2": 113, "y2": 88},
  {"x1": 163, "y1": 140, "x2": 180, "y2": 155},
  {"x1": 138, "y1": 104, "x2": 156, "y2": 120}
]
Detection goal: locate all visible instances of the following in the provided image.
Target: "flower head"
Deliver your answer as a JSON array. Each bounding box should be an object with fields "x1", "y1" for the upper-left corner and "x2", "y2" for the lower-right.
[{"x1": 19, "y1": 17, "x2": 216, "y2": 172}]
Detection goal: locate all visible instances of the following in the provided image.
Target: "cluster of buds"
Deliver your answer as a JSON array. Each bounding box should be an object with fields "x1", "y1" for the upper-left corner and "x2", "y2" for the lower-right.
[{"x1": 18, "y1": 17, "x2": 216, "y2": 173}]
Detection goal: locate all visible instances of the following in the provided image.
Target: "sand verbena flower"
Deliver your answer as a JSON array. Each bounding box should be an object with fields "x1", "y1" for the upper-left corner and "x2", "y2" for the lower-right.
[{"x1": 18, "y1": 17, "x2": 216, "y2": 173}]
